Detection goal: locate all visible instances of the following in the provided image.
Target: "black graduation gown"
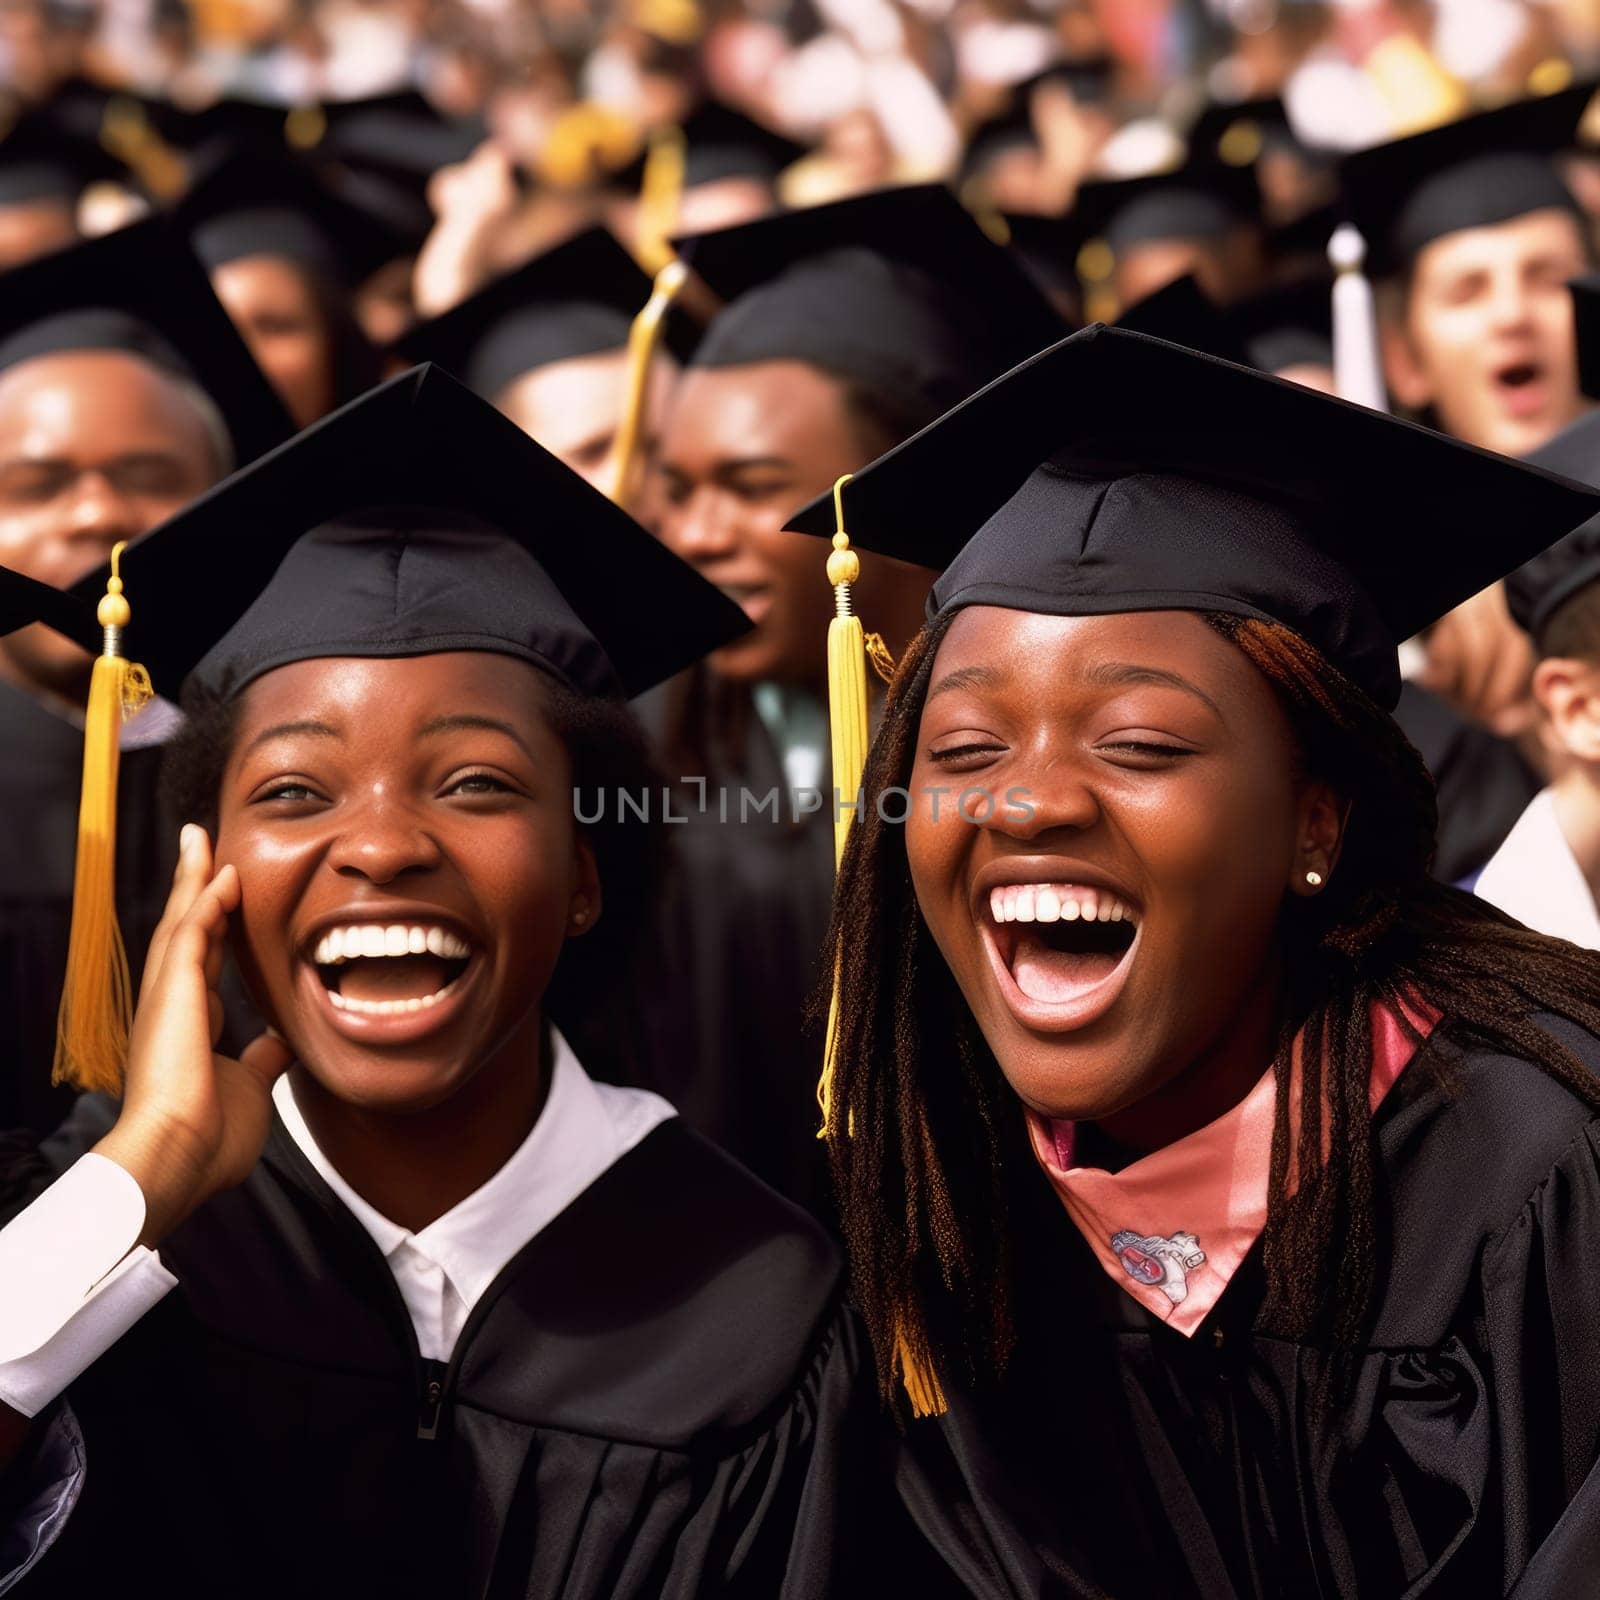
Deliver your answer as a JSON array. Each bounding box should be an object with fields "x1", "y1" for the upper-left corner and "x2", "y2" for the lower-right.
[
  {"x1": 601, "y1": 680, "x2": 837, "y2": 1217},
  {"x1": 894, "y1": 1017, "x2": 1600, "y2": 1598},
  {"x1": 1394, "y1": 682, "x2": 1539, "y2": 885},
  {"x1": 1, "y1": 1102, "x2": 920, "y2": 1599},
  {"x1": 0, "y1": 682, "x2": 176, "y2": 1136}
]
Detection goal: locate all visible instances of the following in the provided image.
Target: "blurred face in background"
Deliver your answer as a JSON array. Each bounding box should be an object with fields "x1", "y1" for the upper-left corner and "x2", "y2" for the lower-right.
[
  {"x1": 1383, "y1": 208, "x2": 1592, "y2": 458},
  {"x1": 0, "y1": 197, "x2": 76, "y2": 270},
  {"x1": 0, "y1": 349, "x2": 223, "y2": 698},
  {"x1": 212, "y1": 253, "x2": 337, "y2": 428}
]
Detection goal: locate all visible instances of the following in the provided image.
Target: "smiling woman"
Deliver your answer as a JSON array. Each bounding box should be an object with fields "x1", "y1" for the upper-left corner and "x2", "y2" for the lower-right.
[
  {"x1": 0, "y1": 367, "x2": 929, "y2": 1599},
  {"x1": 787, "y1": 326, "x2": 1600, "y2": 1598}
]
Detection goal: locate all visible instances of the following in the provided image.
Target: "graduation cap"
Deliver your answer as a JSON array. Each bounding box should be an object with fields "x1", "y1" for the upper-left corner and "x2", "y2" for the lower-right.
[
  {"x1": 0, "y1": 217, "x2": 292, "y2": 464},
  {"x1": 1115, "y1": 275, "x2": 1246, "y2": 363},
  {"x1": 177, "y1": 144, "x2": 415, "y2": 287},
  {"x1": 0, "y1": 561, "x2": 97, "y2": 643},
  {"x1": 1337, "y1": 85, "x2": 1595, "y2": 280},
  {"x1": 88, "y1": 364, "x2": 750, "y2": 705},
  {"x1": 783, "y1": 324, "x2": 1600, "y2": 712},
  {"x1": 961, "y1": 57, "x2": 1117, "y2": 185},
  {"x1": 1570, "y1": 273, "x2": 1600, "y2": 400},
  {"x1": 676, "y1": 185, "x2": 1066, "y2": 423},
  {"x1": 616, "y1": 101, "x2": 805, "y2": 193},
  {"x1": 1072, "y1": 160, "x2": 1261, "y2": 262},
  {"x1": 316, "y1": 89, "x2": 485, "y2": 199},
  {"x1": 1509, "y1": 410, "x2": 1600, "y2": 639},
  {"x1": 0, "y1": 105, "x2": 131, "y2": 205},
  {"x1": 1188, "y1": 97, "x2": 1308, "y2": 170},
  {"x1": 392, "y1": 226, "x2": 696, "y2": 399},
  {"x1": 1229, "y1": 274, "x2": 1334, "y2": 375}
]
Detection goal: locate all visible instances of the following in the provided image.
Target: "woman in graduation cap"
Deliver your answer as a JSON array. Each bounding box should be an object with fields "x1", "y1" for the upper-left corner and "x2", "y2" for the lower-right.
[
  {"x1": 638, "y1": 185, "x2": 1065, "y2": 1212},
  {"x1": 786, "y1": 325, "x2": 1600, "y2": 1597},
  {"x1": 0, "y1": 367, "x2": 921, "y2": 1599}
]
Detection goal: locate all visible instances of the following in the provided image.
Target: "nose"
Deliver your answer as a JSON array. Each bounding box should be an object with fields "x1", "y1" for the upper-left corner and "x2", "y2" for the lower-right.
[
  {"x1": 663, "y1": 487, "x2": 740, "y2": 563},
  {"x1": 1485, "y1": 267, "x2": 1536, "y2": 333},
  {"x1": 65, "y1": 470, "x2": 139, "y2": 546},
  {"x1": 969, "y1": 754, "x2": 1103, "y2": 842},
  {"x1": 326, "y1": 790, "x2": 444, "y2": 884}
]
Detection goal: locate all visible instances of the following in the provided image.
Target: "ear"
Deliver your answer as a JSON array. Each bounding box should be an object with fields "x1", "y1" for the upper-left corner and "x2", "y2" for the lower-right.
[
  {"x1": 1379, "y1": 314, "x2": 1434, "y2": 411},
  {"x1": 1532, "y1": 656, "x2": 1600, "y2": 763},
  {"x1": 1288, "y1": 781, "x2": 1348, "y2": 899},
  {"x1": 566, "y1": 834, "x2": 603, "y2": 939}
]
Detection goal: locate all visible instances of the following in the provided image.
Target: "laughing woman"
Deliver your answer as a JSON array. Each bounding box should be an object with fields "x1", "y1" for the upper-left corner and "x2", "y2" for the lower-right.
[
  {"x1": 0, "y1": 369, "x2": 909, "y2": 1599},
  {"x1": 788, "y1": 328, "x2": 1600, "y2": 1598}
]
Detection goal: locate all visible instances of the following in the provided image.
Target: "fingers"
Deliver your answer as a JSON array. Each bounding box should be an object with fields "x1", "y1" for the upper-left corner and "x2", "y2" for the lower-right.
[
  {"x1": 141, "y1": 825, "x2": 214, "y2": 1005},
  {"x1": 238, "y1": 1030, "x2": 294, "y2": 1091},
  {"x1": 155, "y1": 863, "x2": 239, "y2": 993}
]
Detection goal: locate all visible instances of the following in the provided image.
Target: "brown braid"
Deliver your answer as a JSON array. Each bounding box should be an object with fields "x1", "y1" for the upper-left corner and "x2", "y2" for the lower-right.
[{"x1": 820, "y1": 609, "x2": 1600, "y2": 1408}]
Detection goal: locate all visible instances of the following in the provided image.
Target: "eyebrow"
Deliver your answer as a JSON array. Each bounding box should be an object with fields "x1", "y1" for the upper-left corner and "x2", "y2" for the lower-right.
[
  {"x1": 927, "y1": 663, "x2": 1007, "y2": 701},
  {"x1": 243, "y1": 719, "x2": 341, "y2": 756},
  {"x1": 1081, "y1": 661, "x2": 1225, "y2": 719},
  {"x1": 417, "y1": 713, "x2": 534, "y2": 758}
]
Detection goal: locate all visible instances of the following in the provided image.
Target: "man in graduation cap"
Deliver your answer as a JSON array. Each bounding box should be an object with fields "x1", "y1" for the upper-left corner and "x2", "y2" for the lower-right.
[
  {"x1": 394, "y1": 226, "x2": 691, "y2": 495},
  {"x1": 636, "y1": 185, "x2": 1064, "y2": 1210},
  {"x1": 0, "y1": 219, "x2": 290, "y2": 1135},
  {"x1": 0, "y1": 104, "x2": 134, "y2": 268}
]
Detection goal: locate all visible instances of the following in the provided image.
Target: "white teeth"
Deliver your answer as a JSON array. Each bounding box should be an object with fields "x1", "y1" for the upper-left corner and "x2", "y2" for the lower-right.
[
  {"x1": 326, "y1": 975, "x2": 462, "y2": 1017},
  {"x1": 986, "y1": 885, "x2": 1138, "y2": 927},
  {"x1": 311, "y1": 923, "x2": 473, "y2": 966}
]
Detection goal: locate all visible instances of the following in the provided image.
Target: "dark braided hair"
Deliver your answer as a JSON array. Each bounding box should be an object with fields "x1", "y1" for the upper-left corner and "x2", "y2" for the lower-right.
[{"x1": 822, "y1": 607, "x2": 1600, "y2": 1408}]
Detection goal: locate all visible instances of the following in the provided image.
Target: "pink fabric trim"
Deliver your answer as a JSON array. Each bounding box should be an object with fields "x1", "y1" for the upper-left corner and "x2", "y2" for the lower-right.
[{"x1": 1026, "y1": 998, "x2": 1438, "y2": 1337}]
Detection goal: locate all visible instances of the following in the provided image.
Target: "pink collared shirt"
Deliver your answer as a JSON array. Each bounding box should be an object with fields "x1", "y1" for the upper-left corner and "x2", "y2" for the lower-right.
[{"x1": 1026, "y1": 1001, "x2": 1436, "y2": 1336}]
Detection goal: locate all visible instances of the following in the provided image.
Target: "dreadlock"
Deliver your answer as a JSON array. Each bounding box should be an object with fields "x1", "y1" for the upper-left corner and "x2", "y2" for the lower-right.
[{"x1": 822, "y1": 608, "x2": 1600, "y2": 1410}]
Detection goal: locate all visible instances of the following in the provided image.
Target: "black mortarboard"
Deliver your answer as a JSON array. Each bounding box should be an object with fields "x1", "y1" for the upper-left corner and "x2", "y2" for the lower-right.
[
  {"x1": 1072, "y1": 161, "x2": 1261, "y2": 259},
  {"x1": 677, "y1": 185, "x2": 1065, "y2": 421},
  {"x1": 0, "y1": 561, "x2": 96, "y2": 643},
  {"x1": 316, "y1": 90, "x2": 485, "y2": 199},
  {"x1": 1116, "y1": 275, "x2": 1246, "y2": 363},
  {"x1": 392, "y1": 227, "x2": 696, "y2": 397},
  {"x1": 617, "y1": 101, "x2": 805, "y2": 191},
  {"x1": 177, "y1": 144, "x2": 413, "y2": 286},
  {"x1": 89, "y1": 365, "x2": 749, "y2": 702},
  {"x1": 997, "y1": 209, "x2": 1086, "y2": 303},
  {"x1": 784, "y1": 325, "x2": 1600, "y2": 708},
  {"x1": 0, "y1": 105, "x2": 130, "y2": 205},
  {"x1": 0, "y1": 218, "x2": 291, "y2": 463},
  {"x1": 961, "y1": 58, "x2": 1117, "y2": 184},
  {"x1": 1338, "y1": 87, "x2": 1595, "y2": 278},
  {"x1": 1228, "y1": 274, "x2": 1334, "y2": 373},
  {"x1": 1188, "y1": 97, "x2": 1308, "y2": 169},
  {"x1": 1570, "y1": 273, "x2": 1600, "y2": 400},
  {"x1": 1509, "y1": 411, "x2": 1600, "y2": 637}
]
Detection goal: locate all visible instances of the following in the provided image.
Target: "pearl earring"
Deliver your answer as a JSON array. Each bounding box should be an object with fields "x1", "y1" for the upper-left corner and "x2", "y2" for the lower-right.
[
  {"x1": 1305, "y1": 870, "x2": 1324, "y2": 888},
  {"x1": 571, "y1": 903, "x2": 589, "y2": 927}
]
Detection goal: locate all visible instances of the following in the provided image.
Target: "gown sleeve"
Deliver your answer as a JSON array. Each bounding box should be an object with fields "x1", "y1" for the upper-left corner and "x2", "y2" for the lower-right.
[{"x1": 1479, "y1": 1116, "x2": 1600, "y2": 1595}]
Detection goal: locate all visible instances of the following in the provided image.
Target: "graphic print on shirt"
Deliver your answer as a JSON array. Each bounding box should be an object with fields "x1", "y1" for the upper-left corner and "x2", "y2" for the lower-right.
[{"x1": 1109, "y1": 1229, "x2": 1206, "y2": 1304}]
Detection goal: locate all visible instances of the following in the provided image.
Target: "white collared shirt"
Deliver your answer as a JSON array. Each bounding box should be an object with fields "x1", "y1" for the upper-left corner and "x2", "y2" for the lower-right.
[
  {"x1": 0, "y1": 1032, "x2": 673, "y2": 1413},
  {"x1": 1475, "y1": 789, "x2": 1600, "y2": 951}
]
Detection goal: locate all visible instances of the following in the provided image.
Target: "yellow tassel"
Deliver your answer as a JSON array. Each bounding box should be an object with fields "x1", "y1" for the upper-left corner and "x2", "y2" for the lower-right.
[
  {"x1": 635, "y1": 126, "x2": 687, "y2": 277},
  {"x1": 893, "y1": 1327, "x2": 948, "y2": 1419},
  {"x1": 608, "y1": 258, "x2": 690, "y2": 512},
  {"x1": 54, "y1": 543, "x2": 151, "y2": 1095}
]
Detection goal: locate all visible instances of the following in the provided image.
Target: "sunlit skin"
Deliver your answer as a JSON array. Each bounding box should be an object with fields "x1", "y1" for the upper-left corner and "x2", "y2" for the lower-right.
[
  {"x1": 906, "y1": 608, "x2": 1343, "y2": 1155},
  {"x1": 655, "y1": 360, "x2": 933, "y2": 689},
  {"x1": 1383, "y1": 209, "x2": 1592, "y2": 458},
  {"x1": 0, "y1": 350, "x2": 223, "y2": 700},
  {"x1": 212, "y1": 254, "x2": 337, "y2": 428},
  {"x1": 0, "y1": 198, "x2": 76, "y2": 270},
  {"x1": 212, "y1": 652, "x2": 599, "y2": 1229},
  {"x1": 494, "y1": 349, "x2": 678, "y2": 496}
]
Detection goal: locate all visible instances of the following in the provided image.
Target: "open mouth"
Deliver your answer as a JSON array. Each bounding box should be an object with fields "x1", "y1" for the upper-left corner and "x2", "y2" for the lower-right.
[
  {"x1": 1491, "y1": 358, "x2": 1549, "y2": 418},
  {"x1": 981, "y1": 883, "x2": 1140, "y2": 1030},
  {"x1": 309, "y1": 922, "x2": 474, "y2": 1018}
]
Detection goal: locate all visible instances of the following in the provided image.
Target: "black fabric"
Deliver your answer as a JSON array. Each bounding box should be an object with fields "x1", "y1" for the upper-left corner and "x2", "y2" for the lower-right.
[
  {"x1": 1187, "y1": 96, "x2": 1303, "y2": 167},
  {"x1": 1572, "y1": 273, "x2": 1600, "y2": 402},
  {"x1": 4, "y1": 1108, "x2": 931, "y2": 1597},
  {"x1": 316, "y1": 89, "x2": 486, "y2": 200},
  {"x1": 679, "y1": 185, "x2": 1065, "y2": 423},
  {"x1": 1338, "y1": 88, "x2": 1594, "y2": 277},
  {"x1": 1512, "y1": 409, "x2": 1600, "y2": 639},
  {"x1": 0, "y1": 685, "x2": 175, "y2": 1137},
  {"x1": 784, "y1": 325, "x2": 1600, "y2": 709},
  {"x1": 585, "y1": 676, "x2": 836, "y2": 1216},
  {"x1": 0, "y1": 218, "x2": 291, "y2": 463},
  {"x1": 614, "y1": 101, "x2": 805, "y2": 191},
  {"x1": 1073, "y1": 161, "x2": 1260, "y2": 255},
  {"x1": 78, "y1": 366, "x2": 750, "y2": 702},
  {"x1": 0, "y1": 564, "x2": 94, "y2": 644},
  {"x1": 393, "y1": 227, "x2": 697, "y2": 397},
  {"x1": 1230, "y1": 274, "x2": 1333, "y2": 375},
  {"x1": 1394, "y1": 681, "x2": 1540, "y2": 883},
  {"x1": 1116, "y1": 275, "x2": 1248, "y2": 362},
  {"x1": 894, "y1": 1020, "x2": 1600, "y2": 1597},
  {"x1": 0, "y1": 106, "x2": 128, "y2": 204}
]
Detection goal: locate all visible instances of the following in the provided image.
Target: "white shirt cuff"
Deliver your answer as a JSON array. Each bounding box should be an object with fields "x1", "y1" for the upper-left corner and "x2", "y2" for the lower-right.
[{"x1": 0, "y1": 1154, "x2": 178, "y2": 1418}]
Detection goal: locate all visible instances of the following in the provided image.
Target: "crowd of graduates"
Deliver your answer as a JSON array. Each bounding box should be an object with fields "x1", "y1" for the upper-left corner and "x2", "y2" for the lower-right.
[{"x1": 2, "y1": 0, "x2": 1600, "y2": 1595}]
